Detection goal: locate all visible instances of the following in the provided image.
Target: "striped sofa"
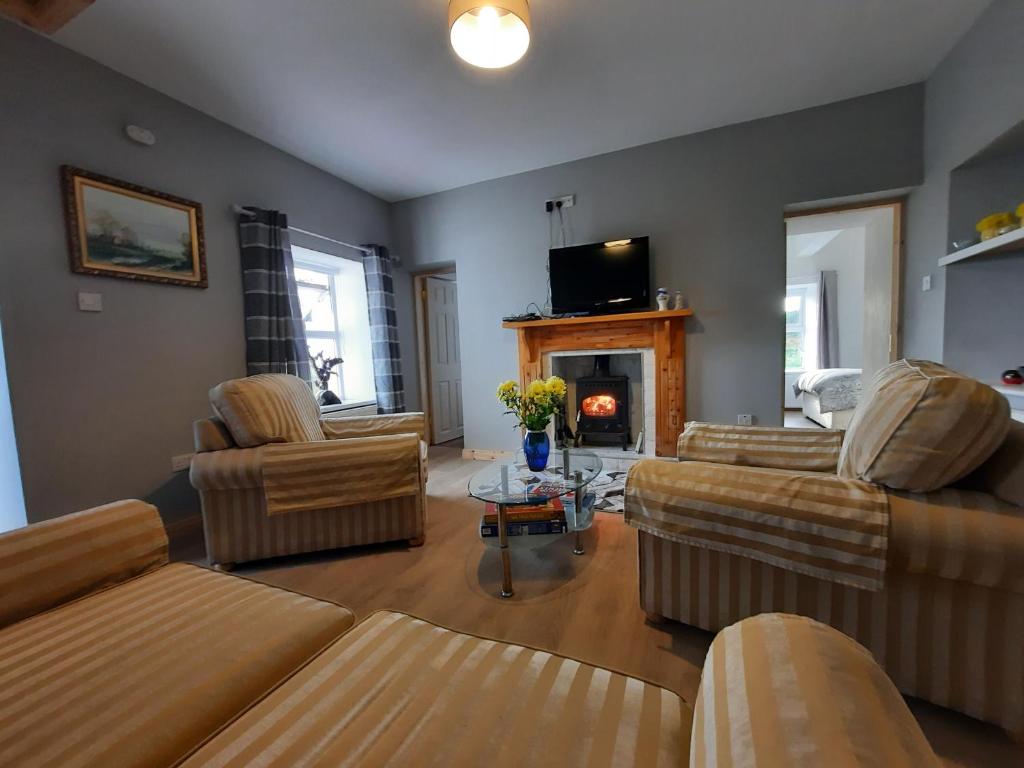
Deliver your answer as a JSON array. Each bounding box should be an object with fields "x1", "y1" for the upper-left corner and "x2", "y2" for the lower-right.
[
  {"x1": 0, "y1": 499, "x2": 938, "y2": 767},
  {"x1": 626, "y1": 360, "x2": 1024, "y2": 736},
  {"x1": 189, "y1": 374, "x2": 428, "y2": 567}
]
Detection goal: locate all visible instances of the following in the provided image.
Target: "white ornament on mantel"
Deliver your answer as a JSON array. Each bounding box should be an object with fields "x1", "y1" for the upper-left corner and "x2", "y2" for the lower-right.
[{"x1": 656, "y1": 288, "x2": 670, "y2": 311}]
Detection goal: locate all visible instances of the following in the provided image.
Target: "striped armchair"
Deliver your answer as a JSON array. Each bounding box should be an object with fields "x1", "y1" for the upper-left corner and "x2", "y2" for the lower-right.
[
  {"x1": 190, "y1": 374, "x2": 428, "y2": 568},
  {"x1": 626, "y1": 360, "x2": 1024, "y2": 736}
]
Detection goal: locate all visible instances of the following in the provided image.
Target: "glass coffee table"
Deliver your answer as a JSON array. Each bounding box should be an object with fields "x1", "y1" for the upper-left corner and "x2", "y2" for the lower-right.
[{"x1": 468, "y1": 448, "x2": 603, "y2": 598}]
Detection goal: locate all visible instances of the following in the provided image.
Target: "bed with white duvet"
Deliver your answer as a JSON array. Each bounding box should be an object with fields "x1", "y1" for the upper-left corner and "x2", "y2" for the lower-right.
[{"x1": 792, "y1": 368, "x2": 862, "y2": 429}]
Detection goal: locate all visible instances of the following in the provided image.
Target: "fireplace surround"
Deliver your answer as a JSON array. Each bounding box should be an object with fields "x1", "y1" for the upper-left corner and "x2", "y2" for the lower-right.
[{"x1": 502, "y1": 310, "x2": 691, "y2": 457}]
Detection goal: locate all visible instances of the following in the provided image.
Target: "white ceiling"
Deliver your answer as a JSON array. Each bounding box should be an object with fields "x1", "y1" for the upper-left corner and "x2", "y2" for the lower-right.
[{"x1": 53, "y1": 0, "x2": 989, "y2": 202}]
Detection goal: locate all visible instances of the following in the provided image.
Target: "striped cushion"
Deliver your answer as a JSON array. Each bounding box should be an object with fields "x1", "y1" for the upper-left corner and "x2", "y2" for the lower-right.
[
  {"x1": 210, "y1": 374, "x2": 325, "y2": 448},
  {"x1": 838, "y1": 360, "x2": 1010, "y2": 492},
  {"x1": 691, "y1": 613, "x2": 939, "y2": 767},
  {"x1": 0, "y1": 500, "x2": 167, "y2": 629},
  {"x1": 0, "y1": 563, "x2": 354, "y2": 768},
  {"x1": 678, "y1": 422, "x2": 843, "y2": 472},
  {"x1": 182, "y1": 611, "x2": 692, "y2": 767},
  {"x1": 959, "y1": 420, "x2": 1024, "y2": 507}
]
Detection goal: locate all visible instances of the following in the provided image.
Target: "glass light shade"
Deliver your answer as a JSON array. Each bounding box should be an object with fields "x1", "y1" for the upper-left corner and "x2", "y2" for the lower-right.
[{"x1": 449, "y1": 1, "x2": 531, "y2": 69}]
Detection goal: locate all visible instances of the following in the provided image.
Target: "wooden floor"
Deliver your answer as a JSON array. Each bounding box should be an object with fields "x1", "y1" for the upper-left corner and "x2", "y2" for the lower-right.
[{"x1": 178, "y1": 442, "x2": 1021, "y2": 767}]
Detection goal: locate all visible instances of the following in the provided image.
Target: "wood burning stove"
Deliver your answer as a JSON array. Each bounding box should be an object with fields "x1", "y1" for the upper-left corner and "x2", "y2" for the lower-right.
[{"x1": 573, "y1": 355, "x2": 631, "y2": 450}]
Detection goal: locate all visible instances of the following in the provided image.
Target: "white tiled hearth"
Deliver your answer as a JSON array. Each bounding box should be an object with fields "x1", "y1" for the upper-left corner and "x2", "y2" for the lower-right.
[{"x1": 544, "y1": 348, "x2": 657, "y2": 471}]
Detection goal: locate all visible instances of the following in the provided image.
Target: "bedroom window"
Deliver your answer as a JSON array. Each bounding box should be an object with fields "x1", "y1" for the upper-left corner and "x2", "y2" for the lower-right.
[
  {"x1": 785, "y1": 281, "x2": 818, "y2": 372},
  {"x1": 293, "y1": 245, "x2": 376, "y2": 405}
]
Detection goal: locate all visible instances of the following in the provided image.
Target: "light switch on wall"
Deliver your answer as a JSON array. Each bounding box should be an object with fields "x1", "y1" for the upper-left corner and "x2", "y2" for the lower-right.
[
  {"x1": 921, "y1": 274, "x2": 932, "y2": 292},
  {"x1": 78, "y1": 292, "x2": 103, "y2": 312}
]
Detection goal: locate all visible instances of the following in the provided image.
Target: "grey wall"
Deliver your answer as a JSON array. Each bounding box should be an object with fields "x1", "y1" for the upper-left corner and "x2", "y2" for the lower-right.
[
  {"x1": 394, "y1": 87, "x2": 924, "y2": 452},
  {"x1": 943, "y1": 142, "x2": 1024, "y2": 379},
  {"x1": 0, "y1": 20, "x2": 407, "y2": 524},
  {"x1": 902, "y1": 0, "x2": 1024, "y2": 362}
]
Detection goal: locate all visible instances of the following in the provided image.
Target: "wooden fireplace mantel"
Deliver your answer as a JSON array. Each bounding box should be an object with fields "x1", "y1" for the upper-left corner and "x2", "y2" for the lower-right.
[{"x1": 502, "y1": 310, "x2": 693, "y2": 456}]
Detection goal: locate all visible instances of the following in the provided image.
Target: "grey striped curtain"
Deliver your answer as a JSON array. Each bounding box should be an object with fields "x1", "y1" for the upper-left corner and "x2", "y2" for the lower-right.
[
  {"x1": 237, "y1": 208, "x2": 311, "y2": 380},
  {"x1": 817, "y1": 270, "x2": 839, "y2": 369},
  {"x1": 362, "y1": 245, "x2": 405, "y2": 414}
]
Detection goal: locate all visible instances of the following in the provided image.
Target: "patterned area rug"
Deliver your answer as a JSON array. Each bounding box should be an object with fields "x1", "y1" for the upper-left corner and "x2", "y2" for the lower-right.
[
  {"x1": 509, "y1": 462, "x2": 629, "y2": 514},
  {"x1": 588, "y1": 471, "x2": 628, "y2": 513}
]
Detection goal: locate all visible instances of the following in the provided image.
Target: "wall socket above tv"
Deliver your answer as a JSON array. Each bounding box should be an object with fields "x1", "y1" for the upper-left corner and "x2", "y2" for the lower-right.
[{"x1": 544, "y1": 194, "x2": 575, "y2": 212}]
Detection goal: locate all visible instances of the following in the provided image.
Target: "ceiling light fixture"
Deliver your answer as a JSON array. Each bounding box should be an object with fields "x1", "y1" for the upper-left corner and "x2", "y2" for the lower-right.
[{"x1": 449, "y1": 1, "x2": 531, "y2": 69}]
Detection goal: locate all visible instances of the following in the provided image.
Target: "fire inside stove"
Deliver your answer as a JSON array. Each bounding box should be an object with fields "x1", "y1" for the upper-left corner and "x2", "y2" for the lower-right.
[{"x1": 581, "y1": 394, "x2": 618, "y2": 417}]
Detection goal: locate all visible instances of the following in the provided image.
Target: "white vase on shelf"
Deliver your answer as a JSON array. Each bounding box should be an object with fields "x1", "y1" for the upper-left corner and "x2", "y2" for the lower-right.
[{"x1": 656, "y1": 288, "x2": 670, "y2": 311}]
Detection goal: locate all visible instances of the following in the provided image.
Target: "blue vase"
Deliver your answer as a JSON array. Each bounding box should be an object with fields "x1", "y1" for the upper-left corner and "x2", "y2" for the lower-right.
[{"x1": 523, "y1": 430, "x2": 551, "y2": 471}]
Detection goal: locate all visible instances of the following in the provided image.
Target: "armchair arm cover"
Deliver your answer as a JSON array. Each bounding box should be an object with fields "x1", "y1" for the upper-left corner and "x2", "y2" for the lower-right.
[
  {"x1": 691, "y1": 614, "x2": 939, "y2": 768},
  {"x1": 0, "y1": 500, "x2": 168, "y2": 629},
  {"x1": 677, "y1": 422, "x2": 844, "y2": 472},
  {"x1": 625, "y1": 460, "x2": 888, "y2": 590},
  {"x1": 321, "y1": 412, "x2": 426, "y2": 442},
  {"x1": 263, "y1": 433, "x2": 422, "y2": 516},
  {"x1": 190, "y1": 446, "x2": 265, "y2": 490}
]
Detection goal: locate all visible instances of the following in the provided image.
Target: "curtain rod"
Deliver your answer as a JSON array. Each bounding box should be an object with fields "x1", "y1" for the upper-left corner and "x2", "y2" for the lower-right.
[{"x1": 232, "y1": 205, "x2": 371, "y2": 254}]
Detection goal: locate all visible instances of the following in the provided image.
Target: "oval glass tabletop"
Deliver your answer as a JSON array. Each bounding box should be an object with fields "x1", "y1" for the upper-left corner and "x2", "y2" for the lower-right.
[{"x1": 467, "y1": 448, "x2": 603, "y2": 506}]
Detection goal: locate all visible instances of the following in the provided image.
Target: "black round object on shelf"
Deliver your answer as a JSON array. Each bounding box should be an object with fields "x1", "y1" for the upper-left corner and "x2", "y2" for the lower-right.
[{"x1": 1002, "y1": 369, "x2": 1024, "y2": 386}]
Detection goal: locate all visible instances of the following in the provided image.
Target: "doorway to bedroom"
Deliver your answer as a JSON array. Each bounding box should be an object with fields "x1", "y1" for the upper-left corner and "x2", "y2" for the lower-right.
[{"x1": 783, "y1": 202, "x2": 902, "y2": 428}]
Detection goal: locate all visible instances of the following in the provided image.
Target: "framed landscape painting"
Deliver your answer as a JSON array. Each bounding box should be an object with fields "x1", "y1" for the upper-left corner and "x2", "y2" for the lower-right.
[{"x1": 61, "y1": 166, "x2": 207, "y2": 288}]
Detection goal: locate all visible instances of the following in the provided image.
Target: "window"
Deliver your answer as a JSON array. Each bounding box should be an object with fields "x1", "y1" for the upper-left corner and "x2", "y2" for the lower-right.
[
  {"x1": 785, "y1": 280, "x2": 819, "y2": 372},
  {"x1": 293, "y1": 245, "x2": 376, "y2": 405}
]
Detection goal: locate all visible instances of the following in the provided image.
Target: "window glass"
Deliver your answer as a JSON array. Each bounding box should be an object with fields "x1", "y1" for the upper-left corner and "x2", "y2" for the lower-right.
[
  {"x1": 785, "y1": 282, "x2": 818, "y2": 373},
  {"x1": 293, "y1": 245, "x2": 377, "y2": 405},
  {"x1": 295, "y1": 267, "x2": 337, "y2": 334}
]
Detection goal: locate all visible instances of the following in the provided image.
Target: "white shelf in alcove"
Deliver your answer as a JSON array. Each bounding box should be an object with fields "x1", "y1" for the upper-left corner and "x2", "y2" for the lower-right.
[{"x1": 939, "y1": 227, "x2": 1024, "y2": 266}]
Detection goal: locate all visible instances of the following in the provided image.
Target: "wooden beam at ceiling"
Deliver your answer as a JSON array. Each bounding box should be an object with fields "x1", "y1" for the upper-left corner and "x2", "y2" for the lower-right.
[{"x1": 0, "y1": 0, "x2": 94, "y2": 34}]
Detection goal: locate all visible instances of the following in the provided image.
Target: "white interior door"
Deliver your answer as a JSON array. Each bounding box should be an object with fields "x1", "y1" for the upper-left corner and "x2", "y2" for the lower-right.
[
  {"x1": 861, "y1": 206, "x2": 897, "y2": 384},
  {"x1": 426, "y1": 276, "x2": 464, "y2": 444}
]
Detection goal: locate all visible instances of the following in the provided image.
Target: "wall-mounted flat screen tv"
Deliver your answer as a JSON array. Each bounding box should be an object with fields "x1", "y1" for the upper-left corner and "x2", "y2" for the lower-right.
[{"x1": 549, "y1": 237, "x2": 650, "y2": 315}]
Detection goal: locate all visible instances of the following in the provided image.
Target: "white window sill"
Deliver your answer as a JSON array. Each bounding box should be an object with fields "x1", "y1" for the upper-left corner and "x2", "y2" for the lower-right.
[{"x1": 320, "y1": 400, "x2": 377, "y2": 415}]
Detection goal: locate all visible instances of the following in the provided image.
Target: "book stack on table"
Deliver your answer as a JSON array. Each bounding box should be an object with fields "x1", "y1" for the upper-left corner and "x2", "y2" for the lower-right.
[{"x1": 479, "y1": 497, "x2": 567, "y2": 538}]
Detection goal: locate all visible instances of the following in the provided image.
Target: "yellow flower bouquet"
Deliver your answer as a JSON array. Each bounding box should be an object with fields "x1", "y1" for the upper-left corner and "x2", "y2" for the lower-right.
[
  {"x1": 496, "y1": 376, "x2": 567, "y2": 431},
  {"x1": 497, "y1": 376, "x2": 567, "y2": 469}
]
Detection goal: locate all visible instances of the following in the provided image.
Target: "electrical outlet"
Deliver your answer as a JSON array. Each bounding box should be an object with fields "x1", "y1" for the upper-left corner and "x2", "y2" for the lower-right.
[
  {"x1": 171, "y1": 453, "x2": 194, "y2": 472},
  {"x1": 78, "y1": 292, "x2": 103, "y2": 312},
  {"x1": 921, "y1": 274, "x2": 932, "y2": 292},
  {"x1": 737, "y1": 414, "x2": 753, "y2": 426},
  {"x1": 544, "y1": 194, "x2": 575, "y2": 212}
]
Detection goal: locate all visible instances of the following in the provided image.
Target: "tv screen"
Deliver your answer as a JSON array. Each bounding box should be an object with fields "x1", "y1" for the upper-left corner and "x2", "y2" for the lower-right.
[{"x1": 549, "y1": 237, "x2": 650, "y2": 315}]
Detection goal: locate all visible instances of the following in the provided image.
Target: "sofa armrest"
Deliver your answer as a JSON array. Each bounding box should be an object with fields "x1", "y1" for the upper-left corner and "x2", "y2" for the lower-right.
[
  {"x1": 262, "y1": 434, "x2": 423, "y2": 516},
  {"x1": 691, "y1": 614, "x2": 939, "y2": 767},
  {"x1": 0, "y1": 500, "x2": 168, "y2": 629},
  {"x1": 321, "y1": 412, "x2": 426, "y2": 442},
  {"x1": 678, "y1": 422, "x2": 843, "y2": 472},
  {"x1": 190, "y1": 446, "x2": 265, "y2": 491},
  {"x1": 191, "y1": 437, "x2": 425, "y2": 515}
]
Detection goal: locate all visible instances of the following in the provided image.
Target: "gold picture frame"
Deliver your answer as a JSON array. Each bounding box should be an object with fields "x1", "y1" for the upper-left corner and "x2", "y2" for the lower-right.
[{"x1": 61, "y1": 166, "x2": 207, "y2": 288}]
